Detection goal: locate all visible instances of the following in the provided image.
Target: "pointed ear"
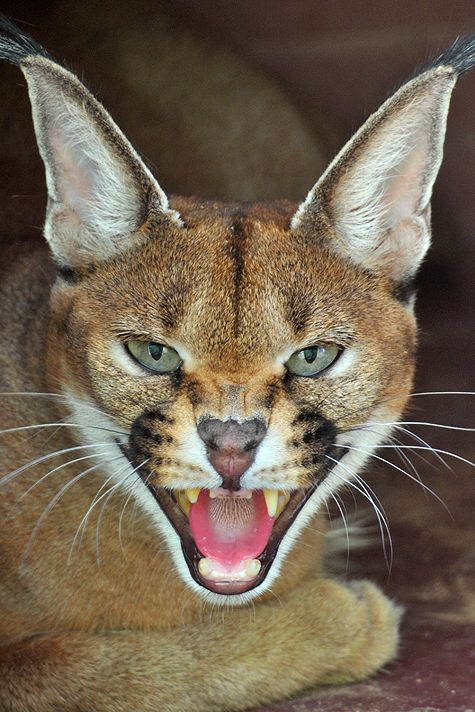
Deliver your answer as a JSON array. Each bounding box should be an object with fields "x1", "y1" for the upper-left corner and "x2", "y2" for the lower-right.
[
  {"x1": 291, "y1": 39, "x2": 475, "y2": 282},
  {"x1": 0, "y1": 17, "x2": 182, "y2": 267}
]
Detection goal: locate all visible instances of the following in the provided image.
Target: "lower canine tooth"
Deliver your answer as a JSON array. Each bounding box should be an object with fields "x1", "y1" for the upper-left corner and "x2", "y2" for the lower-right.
[
  {"x1": 198, "y1": 558, "x2": 214, "y2": 577},
  {"x1": 263, "y1": 488, "x2": 278, "y2": 517},
  {"x1": 245, "y1": 559, "x2": 261, "y2": 578}
]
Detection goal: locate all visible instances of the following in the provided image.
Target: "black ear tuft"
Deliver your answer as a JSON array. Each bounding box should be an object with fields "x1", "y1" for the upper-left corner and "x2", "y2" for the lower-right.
[
  {"x1": 419, "y1": 34, "x2": 475, "y2": 77},
  {"x1": 0, "y1": 15, "x2": 53, "y2": 66}
]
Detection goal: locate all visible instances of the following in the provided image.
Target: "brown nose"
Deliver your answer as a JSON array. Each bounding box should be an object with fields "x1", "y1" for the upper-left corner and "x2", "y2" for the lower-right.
[{"x1": 197, "y1": 418, "x2": 267, "y2": 490}]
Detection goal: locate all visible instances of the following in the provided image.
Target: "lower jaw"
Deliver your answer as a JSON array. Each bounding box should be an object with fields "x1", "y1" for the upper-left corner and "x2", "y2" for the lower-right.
[
  {"x1": 183, "y1": 543, "x2": 274, "y2": 595},
  {"x1": 194, "y1": 576, "x2": 263, "y2": 595}
]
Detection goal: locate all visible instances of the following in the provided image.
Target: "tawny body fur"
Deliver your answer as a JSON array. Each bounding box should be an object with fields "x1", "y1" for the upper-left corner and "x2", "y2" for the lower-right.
[
  {"x1": 0, "y1": 15, "x2": 472, "y2": 712},
  {"x1": 0, "y1": 219, "x2": 402, "y2": 711}
]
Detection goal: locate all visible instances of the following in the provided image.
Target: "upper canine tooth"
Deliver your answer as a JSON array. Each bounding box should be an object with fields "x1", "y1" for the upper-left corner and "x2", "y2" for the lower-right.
[
  {"x1": 176, "y1": 491, "x2": 190, "y2": 515},
  {"x1": 263, "y1": 488, "x2": 278, "y2": 518},
  {"x1": 186, "y1": 487, "x2": 200, "y2": 504},
  {"x1": 275, "y1": 491, "x2": 290, "y2": 518}
]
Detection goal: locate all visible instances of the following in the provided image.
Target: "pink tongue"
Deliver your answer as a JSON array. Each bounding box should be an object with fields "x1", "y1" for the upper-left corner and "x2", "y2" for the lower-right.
[{"x1": 189, "y1": 490, "x2": 273, "y2": 568}]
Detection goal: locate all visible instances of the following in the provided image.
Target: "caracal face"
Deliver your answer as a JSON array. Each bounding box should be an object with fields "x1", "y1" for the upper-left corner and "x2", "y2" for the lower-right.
[
  {"x1": 0, "y1": 19, "x2": 468, "y2": 602},
  {"x1": 50, "y1": 197, "x2": 414, "y2": 598}
]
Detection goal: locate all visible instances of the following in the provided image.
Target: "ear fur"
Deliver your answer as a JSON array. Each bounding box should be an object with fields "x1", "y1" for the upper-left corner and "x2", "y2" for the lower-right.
[
  {"x1": 291, "y1": 37, "x2": 475, "y2": 282},
  {"x1": 0, "y1": 16, "x2": 182, "y2": 267}
]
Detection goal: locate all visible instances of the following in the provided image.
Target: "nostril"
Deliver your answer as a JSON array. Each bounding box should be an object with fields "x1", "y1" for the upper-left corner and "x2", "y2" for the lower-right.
[
  {"x1": 197, "y1": 417, "x2": 267, "y2": 486},
  {"x1": 197, "y1": 417, "x2": 267, "y2": 452},
  {"x1": 205, "y1": 438, "x2": 218, "y2": 451}
]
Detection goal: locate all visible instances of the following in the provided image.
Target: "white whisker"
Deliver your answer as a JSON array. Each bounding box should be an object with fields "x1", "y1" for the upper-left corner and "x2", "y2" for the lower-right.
[
  {"x1": 95, "y1": 473, "x2": 134, "y2": 567},
  {"x1": 390, "y1": 440, "x2": 427, "y2": 492},
  {"x1": 21, "y1": 459, "x2": 109, "y2": 565},
  {"x1": 350, "y1": 419, "x2": 474, "y2": 433},
  {"x1": 374, "y1": 445, "x2": 475, "y2": 470},
  {"x1": 409, "y1": 391, "x2": 475, "y2": 397},
  {"x1": 329, "y1": 492, "x2": 350, "y2": 571},
  {"x1": 19, "y1": 451, "x2": 108, "y2": 499},
  {"x1": 338, "y1": 444, "x2": 450, "y2": 514},
  {"x1": 346, "y1": 422, "x2": 453, "y2": 472},
  {"x1": 327, "y1": 455, "x2": 393, "y2": 572},
  {"x1": 352, "y1": 421, "x2": 452, "y2": 471},
  {"x1": 0, "y1": 422, "x2": 127, "y2": 437},
  {"x1": 68, "y1": 459, "x2": 125, "y2": 559},
  {"x1": 0, "y1": 442, "x2": 115, "y2": 488},
  {"x1": 349, "y1": 469, "x2": 392, "y2": 567},
  {"x1": 118, "y1": 481, "x2": 141, "y2": 554},
  {"x1": 391, "y1": 425, "x2": 452, "y2": 471},
  {"x1": 70, "y1": 458, "x2": 149, "y2": 563},
  {"x1": 398, "y1": 421, "x2": 474, "y2": 432}
]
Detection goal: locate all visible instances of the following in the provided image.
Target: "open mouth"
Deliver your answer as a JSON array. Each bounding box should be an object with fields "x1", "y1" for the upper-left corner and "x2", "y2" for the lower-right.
[
  {"x1": 118, "y1": 437, "x2": 345, "y2": 595},
  {"x1": 146, "y1": 484, "x2": 318, "y2": 595}
]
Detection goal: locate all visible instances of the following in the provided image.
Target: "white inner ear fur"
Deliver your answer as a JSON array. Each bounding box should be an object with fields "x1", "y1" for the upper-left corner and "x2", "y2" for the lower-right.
[
  {"x1": 292, "y1": 70, "x2": 456, "y2": 282},
  {"x1": 21, "y1": 58, "x2": 181, "y2": 266}
]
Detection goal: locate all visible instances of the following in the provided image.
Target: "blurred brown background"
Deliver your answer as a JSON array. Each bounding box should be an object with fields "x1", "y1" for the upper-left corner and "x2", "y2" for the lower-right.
[
  {"x1": 1, "y1": 2, "x2": 474, "y2": 710},
  {"x1": 2, "y1": 0, "x2": 473, "y2": 393}
]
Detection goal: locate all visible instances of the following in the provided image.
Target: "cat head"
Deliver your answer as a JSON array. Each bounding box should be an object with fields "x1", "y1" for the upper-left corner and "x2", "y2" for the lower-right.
[{"x1": 1, "y1": 17, "x2": 473, "y2": 602}]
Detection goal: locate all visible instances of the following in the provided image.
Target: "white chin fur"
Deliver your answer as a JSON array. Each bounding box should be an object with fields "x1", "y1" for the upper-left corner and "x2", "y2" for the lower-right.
[{"x1": 63, "y1": 388, "x2": 395, "y2": 605}]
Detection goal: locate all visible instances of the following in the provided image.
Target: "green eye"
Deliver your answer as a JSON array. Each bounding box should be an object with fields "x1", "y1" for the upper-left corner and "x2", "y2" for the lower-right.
[
  {"x1": 126, "y1": 340, "x2": 182, "y2": 373},
  {"x1": 286, "y1": 344, "x2": 341, "y2": 377}
]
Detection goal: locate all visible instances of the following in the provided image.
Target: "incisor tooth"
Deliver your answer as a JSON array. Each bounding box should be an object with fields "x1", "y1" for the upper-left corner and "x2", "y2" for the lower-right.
[
  {"x1": 263, "y1": 488, "x2": 278, "y2": 518},
  {"x1": 244, "y1": 559, "x2": 261, "y2": 578},
  {"x1": 198, "y1": 558, "x2": 213, "y2": 577},
  {"x1": 186, "y1": 487, "x2": 200, "y2": 504}
]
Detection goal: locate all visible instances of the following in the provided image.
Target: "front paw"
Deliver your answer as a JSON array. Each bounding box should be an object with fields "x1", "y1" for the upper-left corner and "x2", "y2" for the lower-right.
[{"x1": 323, "y1": 579, "x2": 403, "y2": 684}]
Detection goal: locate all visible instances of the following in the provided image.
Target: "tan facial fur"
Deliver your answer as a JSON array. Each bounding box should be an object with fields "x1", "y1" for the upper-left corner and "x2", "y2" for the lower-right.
[
  {"x1": 0, "y1": 16, "x2": 473, "y2": 712},
  {"x1": 53, "y1": 199, "x2": 414, "y2": 488}
]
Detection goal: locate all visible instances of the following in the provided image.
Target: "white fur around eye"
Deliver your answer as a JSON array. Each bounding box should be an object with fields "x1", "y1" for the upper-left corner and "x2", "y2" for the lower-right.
[
  {"x1": 109, "y1": 341, "x2": 149, "y2": 377},
  {"x1": 322, "y1": 346, "x2": 357, "y2": 379}
]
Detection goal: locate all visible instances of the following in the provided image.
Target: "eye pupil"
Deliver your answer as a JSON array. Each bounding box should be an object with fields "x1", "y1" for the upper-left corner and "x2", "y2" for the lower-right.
[
  {"x1": 304, "y1": 348, "x2": 318, "y2": 363},
  {"x1": 148, "y1": 343, "x2": 163, "y2": 361}
]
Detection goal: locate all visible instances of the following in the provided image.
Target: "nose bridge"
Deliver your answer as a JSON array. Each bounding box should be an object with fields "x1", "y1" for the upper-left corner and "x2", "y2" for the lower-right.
[
  {"x1": 191, "y1": 372, "x2": 264, "y2": 423},
  {"x1": 219, "y1": 382, "x2": 248, "y2": 420},
  {"x1": 187, "y1": 363, "x2": 281, "y2": 442}
]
